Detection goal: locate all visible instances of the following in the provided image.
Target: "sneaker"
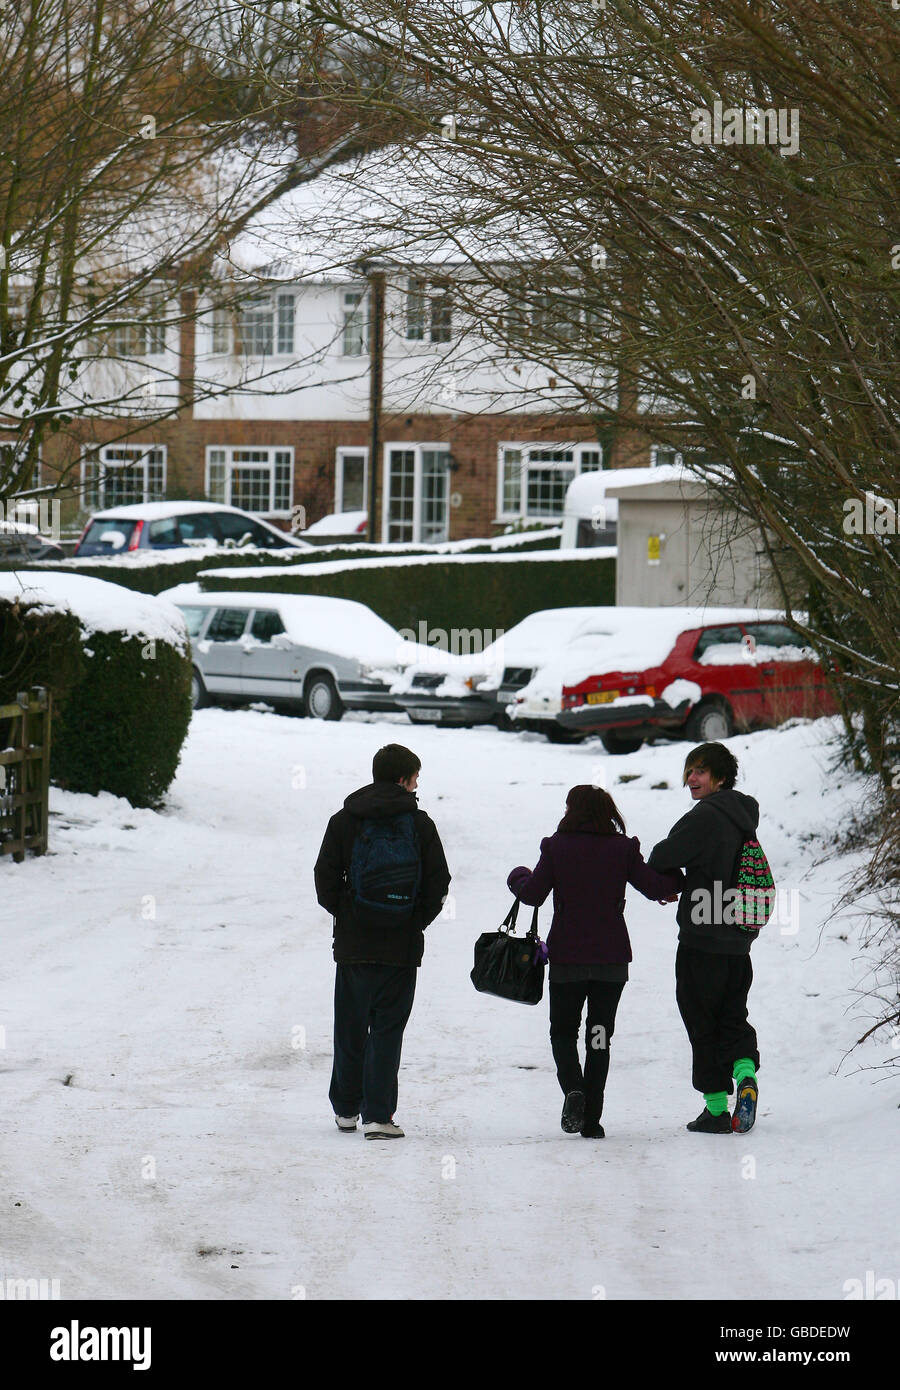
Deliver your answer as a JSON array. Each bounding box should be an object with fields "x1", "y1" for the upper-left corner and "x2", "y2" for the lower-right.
[
  {"x1": 580, "y1": 1121, "x2": 605, "y2": 1139},
  {"x1": 334, "y1": 1114, "x2": 359, "y2": 1132},
  {"x1": 561, "y1": 1090, "x2": 586, "y2": 1134},
  {"x1": 732, "y1": 1076, "x2": 758, "y2": 1133},
  {"x1": 362, "y1": 1120, "x2": 405, "y2": 1140},
  {"x1": 686, "y1": 1108, "x2": 732, "y2": 1134}
]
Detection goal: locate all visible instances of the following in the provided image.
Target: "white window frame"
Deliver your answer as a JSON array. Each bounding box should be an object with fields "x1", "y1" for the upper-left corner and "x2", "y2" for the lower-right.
[
  {"x1": 496, "y1": 441, "x2": 604, "y2": 522},
  {"x1": 335, "y1": 446, "x2": 369, "y2": 514},
  {"x1": 650, "y1": 443, "x2": 683, "y2": 468},
  {"x1": 205, "y1": 445, "x2": 294, "y2": 516},
  {"x1": 209, "y1": 306, "x2": 231, "y2": 355},
  {"x1": 107, "y1": 286, "x2": 167, "y2": 358},
  {"x1": 234, "y1": 292, "x2": 295, "y2": 358},
  {"x1": 382, "y1": 442, "x2": 452, "y2": 544},
  {"x1": 81, "y1": 444, "x2": 167, "y2": 509},
  {"x1": 341, "y1": 288, "x2": 370, "y2": 357},
  {"x1": 405, "y1": 276, "x2": 453, "y2": 344}
]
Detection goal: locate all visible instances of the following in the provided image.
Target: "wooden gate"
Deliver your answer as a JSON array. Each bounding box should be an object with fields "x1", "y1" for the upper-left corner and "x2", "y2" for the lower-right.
[{"x1": 0, "y1": 687, "x2": 51, "y2": 862}]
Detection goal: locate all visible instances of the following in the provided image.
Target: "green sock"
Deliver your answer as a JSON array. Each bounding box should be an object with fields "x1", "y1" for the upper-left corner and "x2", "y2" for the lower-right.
[
  {"x1": 733, "y1": 1058, "x2": 757, "y2": 1085},
  {"x1": 704, "y1": 1091, "x2": 729, "y2": 1116}
]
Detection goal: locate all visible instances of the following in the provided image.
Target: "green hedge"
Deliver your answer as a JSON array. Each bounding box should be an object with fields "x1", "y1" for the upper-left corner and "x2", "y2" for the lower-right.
[
  {"x1": 0, "y1": 530, "x2": 560, "y2": 598},
  {"x1": 0, "y1": 598, "x2": 191, "y2": 809},
  {"x1": 197, "y1": 553, "x2": 616, "y2": 633}
]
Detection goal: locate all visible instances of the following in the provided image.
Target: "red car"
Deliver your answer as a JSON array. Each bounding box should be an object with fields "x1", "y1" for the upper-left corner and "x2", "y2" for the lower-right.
[{"x1": 556, "y1": 616, "x2": 838, "y2": 753}]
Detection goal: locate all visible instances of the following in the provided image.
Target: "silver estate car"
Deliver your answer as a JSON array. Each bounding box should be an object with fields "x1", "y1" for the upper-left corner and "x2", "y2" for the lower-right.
[{"x1": 163, "y1": 587, "x2": 425, "y2": 720}]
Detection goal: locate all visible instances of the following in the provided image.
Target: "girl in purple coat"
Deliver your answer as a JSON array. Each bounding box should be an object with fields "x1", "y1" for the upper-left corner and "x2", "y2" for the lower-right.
[{"x1": 508, "y1": 785, "x2": 680, "y2": 1138}]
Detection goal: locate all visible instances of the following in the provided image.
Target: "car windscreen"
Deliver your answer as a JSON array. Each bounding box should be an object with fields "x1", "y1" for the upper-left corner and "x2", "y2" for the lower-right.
[
  {"x1": 178, "y1": 606, "x2": 209, "y2": 638},
  {"x1": 80, "y1": 519, "x2": 137, "y2": 551}
]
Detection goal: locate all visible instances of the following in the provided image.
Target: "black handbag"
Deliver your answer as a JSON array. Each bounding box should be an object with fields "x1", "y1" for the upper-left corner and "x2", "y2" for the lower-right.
[{"x1": 470, "y1": 898, "x2": 545, "y2": 1005}]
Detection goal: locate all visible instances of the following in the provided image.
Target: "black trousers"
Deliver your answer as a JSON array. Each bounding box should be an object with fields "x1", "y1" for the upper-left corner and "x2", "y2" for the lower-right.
[
  {"x1": 329, "y1": 964, "x2": 417, "y2": 1124},
  {"x1": 548, "y1": 980, "x2": 625, "y2": 1122},
  {"x1": 675, "y1": 944, "x2": 760, "y2": 1095}
]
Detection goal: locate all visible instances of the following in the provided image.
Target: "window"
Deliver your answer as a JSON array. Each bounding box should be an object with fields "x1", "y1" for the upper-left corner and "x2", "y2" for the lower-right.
[
  {"x1": 383, "y1": 444, "x2": 451, "y2": 543},
  {"x1": 342, "y1": 290, "x2": 368, "y2": 356},
  {"x1": 235, "y1": 293, "x2": 295, "y2": 357},
  {"x1": 651, "y1": 444, "x2": 683, "y2": 467},
  {"x1": 250, "y1": 609, "x2": 286, "y2": 642},
  {"x1": 335, "y1": 448, "x2": 368, "y2": 512},
  {"x1": 82, "y1": 445, "x2": 166, "y2": 509},
  {"x1": 148, "y1": 517, "x2": 180, "y2": 547},
  {"x1": 210, "y1": 308, "x2": 230, "y2": 355},
  {"x1": 176, "y1": 512, "x2": 220, "y2": 544},
  {"x1": 498, "y1": 443, "x2": 603, "y2": 519},
  {"x1": 405, "y1": 278, "x2": 453, "y2": 343},
  {"x1": 406, "y1": 278, "x2": 426, "y2": 340},
  {"x1": 744, "y1": 623, "x2": 810, "y2": 653},
  {"x1": 206, "y1": 447, "x2": 293, "y2": 515},
  {"x1": 206, "y1": 608, "x2": 250, "y2": 642},
  {"x1": 215, "y1": 511, "x2": 283, "y2": 548},
  {"x1": 109, "y1": 290, "x2": 166, "y2": 357},
  {"x1": 693, "y1": 626, "x2": 745, "y2": 659},
  {"x1": 179, "y1": 606, "x2": 209, "y2": 637},
  {"x1": 532, "y1": 291, "x2": 581, "y2": 344}
]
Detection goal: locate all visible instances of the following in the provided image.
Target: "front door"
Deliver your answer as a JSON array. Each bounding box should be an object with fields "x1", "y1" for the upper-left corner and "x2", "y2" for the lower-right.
[{"x1": 385, "y1": 446, "x2": 450, "y2": 543}]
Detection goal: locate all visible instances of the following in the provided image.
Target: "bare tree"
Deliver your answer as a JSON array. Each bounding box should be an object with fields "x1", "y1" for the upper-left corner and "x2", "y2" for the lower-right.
[
  {"x1": 270, "y1": 0, "x2": 900, "y2": 1048},
  {"x1": 0, "y1": 0, "x2": 416, "y2": 510}
]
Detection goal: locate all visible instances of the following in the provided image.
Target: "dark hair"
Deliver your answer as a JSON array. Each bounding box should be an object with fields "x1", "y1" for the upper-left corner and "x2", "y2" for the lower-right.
[
  {"x1": 372, "y1": 743, "x2": 421, "y2": 784},
  {"x1": 683, "y1": 742, "x2": 738, "y2": 790},
  {"x1": 557, "y1": 785, "x2": 626, "y2": 836}
]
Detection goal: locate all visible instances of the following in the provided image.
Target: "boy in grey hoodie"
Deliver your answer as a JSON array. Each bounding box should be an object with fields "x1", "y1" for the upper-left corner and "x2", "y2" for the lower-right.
[{"x1": 648, "y1": 742, "x2": 760, "y2": 1134}]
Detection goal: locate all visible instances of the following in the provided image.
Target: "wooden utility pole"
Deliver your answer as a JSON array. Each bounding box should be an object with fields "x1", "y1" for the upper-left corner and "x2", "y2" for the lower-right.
[{"x1": 365, "y1": 264, "x2": 386, "y2": 544}]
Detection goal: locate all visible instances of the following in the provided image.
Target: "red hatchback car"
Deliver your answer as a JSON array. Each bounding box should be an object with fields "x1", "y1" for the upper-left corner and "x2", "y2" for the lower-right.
[{"x1": 556, "y1": 616, "x2": 838, "y2": 753}]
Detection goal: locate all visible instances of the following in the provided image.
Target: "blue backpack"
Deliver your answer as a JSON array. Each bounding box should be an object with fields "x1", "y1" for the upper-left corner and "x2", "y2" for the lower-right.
[{"x1": 349, "y1": 813, "x2": 422, "y2": 920}]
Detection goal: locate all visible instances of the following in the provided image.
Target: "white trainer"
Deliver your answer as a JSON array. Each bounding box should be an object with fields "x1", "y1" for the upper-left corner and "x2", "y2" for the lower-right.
[
  {"x1": 335, "y1": 1114, "x2": 359, "y2": 1131},
  {"x1": 362, "y1": 1120, "x2": 405, "y2": 1140}
]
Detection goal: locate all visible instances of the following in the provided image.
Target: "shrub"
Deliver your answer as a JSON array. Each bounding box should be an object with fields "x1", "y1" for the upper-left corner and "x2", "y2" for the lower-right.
[
  {"x1": 0, "y1": 578, "x2": 191, "y2": 808},
  {"x1": 196, "y1": 552, "x2": 616, "y2": 633}
]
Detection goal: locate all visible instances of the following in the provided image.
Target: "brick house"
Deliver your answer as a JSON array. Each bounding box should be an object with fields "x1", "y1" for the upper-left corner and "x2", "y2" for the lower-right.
[{"x1": 36, "y1": 174, "x2": 663, "y2": 543}]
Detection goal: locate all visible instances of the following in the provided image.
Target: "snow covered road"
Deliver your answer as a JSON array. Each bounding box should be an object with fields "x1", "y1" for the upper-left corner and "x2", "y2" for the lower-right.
[{"x1": 0, "y1": 712, "x2": 894, "y2": 1299}]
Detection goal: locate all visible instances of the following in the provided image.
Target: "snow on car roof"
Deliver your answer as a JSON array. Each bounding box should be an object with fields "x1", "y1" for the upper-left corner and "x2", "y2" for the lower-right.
[
  {"x1": 159, "y1": 583, "x2": 431, "y2": 665},
  {"x1": 303, "y1": 510, "x2": 368, "y2": 537},
  {"x1": 0, "y1": 571, "x2": 189, "y2": 649},
  {"x1": 515, "y1": 606, "x2": 789, "y2": 701},
  {"x1": 88, "y1": 502, "x2": 268, "y2": 520}
]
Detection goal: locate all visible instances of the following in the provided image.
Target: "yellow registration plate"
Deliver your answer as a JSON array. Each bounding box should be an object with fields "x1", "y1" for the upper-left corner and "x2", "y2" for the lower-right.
[{"x1": 586, "y1": 690, "x2": 619, "y2": 704}]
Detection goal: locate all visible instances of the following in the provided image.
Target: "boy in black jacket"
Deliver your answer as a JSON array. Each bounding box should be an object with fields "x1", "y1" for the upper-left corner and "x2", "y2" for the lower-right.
[
  {"x1": 314, "y1": 743, "x2": 450, "y2": 1140},
  {"x1": 648, "y1": 742, "x2": 760, "y2": 1135}
]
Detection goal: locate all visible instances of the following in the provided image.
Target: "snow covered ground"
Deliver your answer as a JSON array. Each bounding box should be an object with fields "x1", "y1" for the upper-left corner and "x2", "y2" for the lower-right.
[{"x1": 0, "y1": 711, "x2": 895, "y2": 1300}]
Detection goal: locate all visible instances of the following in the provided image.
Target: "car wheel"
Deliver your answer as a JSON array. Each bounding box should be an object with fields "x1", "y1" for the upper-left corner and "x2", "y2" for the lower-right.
[
  {"x1": 685, "y1": 700, "x2": 733, "y2": 742},
  {"x1": 191, "y1": 669, "x2": 209, "y2": 710},
  {"x1": 599, "y1": 730, "x2": 644, "y2": 755},
  {"x1": 547, "y1": 724, "x2": 585, "y2": 744},
  {"x1": 305, "y1": 673, "x2": 344, "y2": 721}
]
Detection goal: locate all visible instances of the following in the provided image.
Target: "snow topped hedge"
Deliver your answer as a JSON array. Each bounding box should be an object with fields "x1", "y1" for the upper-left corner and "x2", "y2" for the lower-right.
[{"x1": 0, "y1": 572, "x2": 191, "y2": 808}]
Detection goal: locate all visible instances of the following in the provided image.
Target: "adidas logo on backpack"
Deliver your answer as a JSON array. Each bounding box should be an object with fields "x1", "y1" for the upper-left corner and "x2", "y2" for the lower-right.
[{"x1": 349, "y1": 813, "x2": 422, "y2": 919}]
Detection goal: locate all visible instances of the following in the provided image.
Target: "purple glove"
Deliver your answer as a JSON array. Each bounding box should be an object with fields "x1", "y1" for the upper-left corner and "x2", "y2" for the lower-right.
[{"x1": 533, "y1": 938, "x2": 549, "y2": 966}]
